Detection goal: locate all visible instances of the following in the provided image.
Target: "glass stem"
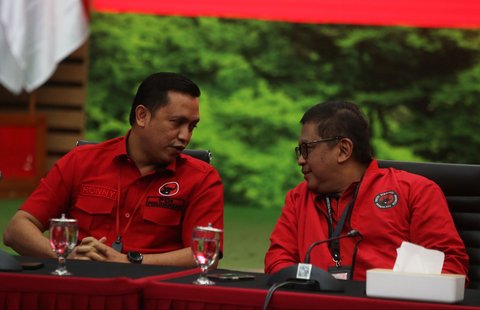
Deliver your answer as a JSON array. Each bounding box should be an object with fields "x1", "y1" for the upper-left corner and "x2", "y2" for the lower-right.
[
  {"x1": 58, "y1": 256, "x2": 67, "y2": 271},
  {"x1": 200, "y1": 265, "x2": 208, "y2": 278}
]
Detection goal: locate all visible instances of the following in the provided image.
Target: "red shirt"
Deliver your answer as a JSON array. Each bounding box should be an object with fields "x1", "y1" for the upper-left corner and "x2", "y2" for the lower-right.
[
  {"x1": 265, "y1": 160, "x2": 469, "y2": 281},
  {"x1": 21, "y1": 135, "x2": 224, "y2": 254}
]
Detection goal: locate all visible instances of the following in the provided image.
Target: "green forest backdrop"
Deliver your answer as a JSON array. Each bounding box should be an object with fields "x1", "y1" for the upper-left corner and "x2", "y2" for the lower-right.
[
  {"x1": 1, "y1": 13, "x2": 479, "y2": 270},
  {"x1": 87, "y1": 13, "x2": 480, "y2": 210}
]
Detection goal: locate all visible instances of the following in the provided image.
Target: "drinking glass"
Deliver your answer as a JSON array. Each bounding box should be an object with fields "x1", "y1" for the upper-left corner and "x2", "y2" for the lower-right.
[
  {"x1": 191, "y1": 224, "x2": 222, "y2": 285},
  {"x1": 49, "y1": 214, "x2": 78, "y2": 276}
]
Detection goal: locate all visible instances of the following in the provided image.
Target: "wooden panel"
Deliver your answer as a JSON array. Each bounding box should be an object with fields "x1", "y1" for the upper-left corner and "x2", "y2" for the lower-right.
[
  {"x1": 46, "y1": 155, "x2": 62, "y2": 171},
  {"x1": 40, "y1": 109, "x2": 85, "y2": 130},
  {"x1": 36, "y1": 86, "x2": 85, "y2": 107},
  {"x1": 69, "y1": 43, "x2": 88, "y2": 60},
  {"x1": 0, "y1": 86, "x2": 29, "y2": 104},
  {"x1": 0, "y1": 41, "x2": 88, "y2": 196},
  {"x1": 47, "y1": 132, "x2": 83, "y2": 153},
  {"x1": 50, "y1": 63, "x2": 87, "y2": 84},
  {"x1": 0, "y1": 100, "x2": 28, "y2": 112}
]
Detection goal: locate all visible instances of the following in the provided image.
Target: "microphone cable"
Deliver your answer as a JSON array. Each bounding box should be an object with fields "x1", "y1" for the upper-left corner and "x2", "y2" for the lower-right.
[
  {"x1": 262, "y1": 279, "x2": 315, "y2": 310},
  {"x1": 349, "y1": 233, "x2": 364, "y2": 279}
]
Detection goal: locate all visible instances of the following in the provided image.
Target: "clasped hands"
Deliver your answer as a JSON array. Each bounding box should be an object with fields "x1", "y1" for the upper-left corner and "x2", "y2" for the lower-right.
[{"x1": 68, "y1": 236, "x2": 127, "y2": 263}]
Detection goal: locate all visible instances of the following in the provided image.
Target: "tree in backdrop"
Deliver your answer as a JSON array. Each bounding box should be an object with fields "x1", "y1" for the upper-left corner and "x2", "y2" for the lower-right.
[{"x1": 88, "y1": 13, "x2": 480, "y2": 208}]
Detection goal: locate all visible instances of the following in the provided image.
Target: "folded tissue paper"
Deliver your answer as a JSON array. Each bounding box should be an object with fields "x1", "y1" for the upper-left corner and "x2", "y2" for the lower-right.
[{"x1": 366, "y1": 241, "x2": 466, "y2": 303}]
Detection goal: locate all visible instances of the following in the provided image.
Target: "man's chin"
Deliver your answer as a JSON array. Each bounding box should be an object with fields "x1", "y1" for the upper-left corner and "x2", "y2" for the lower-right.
[
  {"x1": 154, "y1": 152, "x2": 177, "y2": 166},
  {"x1": 305, "y1": 180, "x2": 324, "y2": 194},
  {"x1": 165, "y1": 153, "x2": 178, "y2": 163},
  {"x1": 305, "y1": 181, "x2": 317, "y2": 192}
]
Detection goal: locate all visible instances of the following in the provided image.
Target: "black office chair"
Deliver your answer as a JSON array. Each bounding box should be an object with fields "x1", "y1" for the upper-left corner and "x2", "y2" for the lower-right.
[
  {"x1": 378, "y1": 160, "x2": 480, "y2": 289},
  {"x1": 76, "y1": 140, "x2": 212, "y2": 163}
]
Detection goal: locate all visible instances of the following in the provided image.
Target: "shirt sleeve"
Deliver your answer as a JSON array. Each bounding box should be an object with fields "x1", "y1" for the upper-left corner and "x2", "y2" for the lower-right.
[
  {"x1": 20, "y1": 150, "x2": 77, "y2": 230},
  {"x1": 181, "y1": 166, "x2": 224, "y2": 252},
  {"x1": 264, "y1": 189, "x2": 301, "y2": 274},
  {"x1": 406, "y1": 176, "x2": 469, "y2": 277}
]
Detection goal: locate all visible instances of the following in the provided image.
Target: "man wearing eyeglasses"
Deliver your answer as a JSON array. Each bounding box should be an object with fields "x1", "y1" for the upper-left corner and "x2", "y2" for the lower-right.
[{"x1": 264, "y1": 100, "x2": 468, "y2": 281}]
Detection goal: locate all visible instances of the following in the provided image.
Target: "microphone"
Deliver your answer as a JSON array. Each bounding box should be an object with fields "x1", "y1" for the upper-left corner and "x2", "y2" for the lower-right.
[
  {"x1": 267, "y1": 229, "x2": 362, "y2": 292},
  {"x1": 304, "y1": 229, "x2": 361, "y2": 264}
]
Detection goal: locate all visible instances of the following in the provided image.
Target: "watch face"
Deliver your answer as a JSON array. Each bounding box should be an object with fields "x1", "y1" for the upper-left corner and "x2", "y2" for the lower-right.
[{"x1": 128, "y1": 251, "x2": 143, "y2": 263}]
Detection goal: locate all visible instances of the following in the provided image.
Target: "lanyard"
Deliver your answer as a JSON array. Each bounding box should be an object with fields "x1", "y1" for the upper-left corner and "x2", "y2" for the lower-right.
[
  {"x1": 324, "y1": 182, "x2": 361, "y2": 266},
  {"x1": 112, "y1": 163, "x2": 154, "y2": 252}
]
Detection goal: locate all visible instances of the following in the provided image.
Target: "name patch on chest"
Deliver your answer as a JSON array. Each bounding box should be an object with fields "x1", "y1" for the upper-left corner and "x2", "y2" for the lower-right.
[
  {"x1": 80, "y1": 184, "x2": 117, "y2": 200},
  {"x1": 146, "y1": 196, "x2": 185, "y2": 211}
]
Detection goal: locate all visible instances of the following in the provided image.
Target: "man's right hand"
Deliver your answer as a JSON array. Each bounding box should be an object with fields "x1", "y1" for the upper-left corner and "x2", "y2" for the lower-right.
[{"x1": 71, "y1": 237, "x2": 129, "y2": 263}]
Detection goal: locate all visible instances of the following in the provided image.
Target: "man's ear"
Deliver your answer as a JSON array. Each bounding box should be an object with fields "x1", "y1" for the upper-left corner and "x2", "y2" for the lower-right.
[
  {"x1": 337, "y1": 138, "x2": 353, "y2": 163},
  {"x1": 135, "y1": 105, "x2": 150, "y2": 127}
]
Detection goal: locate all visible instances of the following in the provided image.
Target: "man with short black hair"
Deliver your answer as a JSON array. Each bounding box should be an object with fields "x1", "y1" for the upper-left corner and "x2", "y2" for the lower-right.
[
  {"x1": 4, "y1": 72, "x2": 224, "y2": 266},
  {"x1": 265, "y1": 100, "x2": 468, "y2": 281}
]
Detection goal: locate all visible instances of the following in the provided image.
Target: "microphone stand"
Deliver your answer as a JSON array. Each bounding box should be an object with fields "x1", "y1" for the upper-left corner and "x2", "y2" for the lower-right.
[
  {"x1": 267, "y1": 230, "x2": 362, "y2": 292},
  {"x1": 305, "y1": 229, "x2": 361, "y2": 264}
]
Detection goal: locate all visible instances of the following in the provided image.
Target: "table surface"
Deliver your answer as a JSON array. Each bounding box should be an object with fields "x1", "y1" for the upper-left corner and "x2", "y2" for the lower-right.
[
  {"x1": 1, "y1": 257, "x2": 479, "y2": 309},
  {"x1": 13, "y1": 255, "x2": 191, "y2": 278},
  {"x1": 161, "y1": 269, "x2": 480, "y2": 307}
]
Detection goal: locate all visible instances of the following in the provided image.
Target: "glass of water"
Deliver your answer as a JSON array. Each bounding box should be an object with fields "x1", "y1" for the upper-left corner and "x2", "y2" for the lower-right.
[
  {"x1": 191, "y1": 224, "x2": 222, "y2": 285},
  {"x1": 49, "y1": 214, "x2": 78, "y2": 276}
]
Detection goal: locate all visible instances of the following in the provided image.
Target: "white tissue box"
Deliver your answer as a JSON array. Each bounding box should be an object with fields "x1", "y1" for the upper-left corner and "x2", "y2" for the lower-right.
[{"x1": 366, "y1": 269, "x2": 465, "y2": 303}]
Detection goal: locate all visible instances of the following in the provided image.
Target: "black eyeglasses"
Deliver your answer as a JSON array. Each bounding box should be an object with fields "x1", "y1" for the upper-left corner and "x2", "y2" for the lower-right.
[{"x1": 295, "y1": 136, "x2": 343, "y2": 159}]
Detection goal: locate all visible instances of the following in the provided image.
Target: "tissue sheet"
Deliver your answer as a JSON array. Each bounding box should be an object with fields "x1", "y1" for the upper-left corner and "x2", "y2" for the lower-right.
[{"x1": 393, "y1": 241, "x2": 444, "y2": 274}]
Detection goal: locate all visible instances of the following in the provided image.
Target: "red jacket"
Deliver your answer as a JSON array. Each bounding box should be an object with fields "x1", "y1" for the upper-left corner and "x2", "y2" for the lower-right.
[{"x1": 265, "y1": 160, "x2": 468, "y2": 281}]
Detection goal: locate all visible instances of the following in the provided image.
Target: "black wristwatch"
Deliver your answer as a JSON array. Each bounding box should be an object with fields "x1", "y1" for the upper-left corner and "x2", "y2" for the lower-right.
[{"x1": 127, "y1": 251, "x2": 143, "y2": 264}]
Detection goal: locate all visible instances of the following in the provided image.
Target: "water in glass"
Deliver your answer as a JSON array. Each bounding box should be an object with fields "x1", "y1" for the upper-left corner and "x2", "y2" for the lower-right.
[
  {"x1": 192, "y1": 224, "x2": 222, "y2": 285},
  {"x1": 192, "y1": 237, "x2": 219, "y2": 268},
  {"x1": 49, "y1": 214, "x2": 78, "y2": 276}
]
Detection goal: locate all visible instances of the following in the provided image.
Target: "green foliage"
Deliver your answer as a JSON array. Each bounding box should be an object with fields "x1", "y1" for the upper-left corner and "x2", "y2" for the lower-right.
[
  {"x1": 87, "y1": 13, "x2": 480, "y2": 209},
  {"x1": 220, "y1": 205, "x2": 281, "y2": 270},
  {"x1": 0, "y1": 199, "x2": 22, "y2": 255},
  {"x1": 192, "y1": 83, "x2": 303, "y2": 208}
]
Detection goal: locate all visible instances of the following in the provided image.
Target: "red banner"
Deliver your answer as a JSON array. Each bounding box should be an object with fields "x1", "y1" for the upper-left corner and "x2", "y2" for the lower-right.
[
  {"x1": 90, "y1": 0, "x2": 480, "y2": 29},
  {"x1": 0, "y1": 126, "x2": 37, "y2": 179}
]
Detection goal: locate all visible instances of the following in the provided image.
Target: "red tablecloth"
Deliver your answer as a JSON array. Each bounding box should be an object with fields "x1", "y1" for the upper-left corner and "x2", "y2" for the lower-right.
[
  {"x1": 0, "y1": 273, "x2": 141, "y2": 310},
  {"x1": 1, "y1": 260, "x2": 479, "y2": 310},
  {"x1": 143, "y1": 274, "x2": 480, "y2": 310}
]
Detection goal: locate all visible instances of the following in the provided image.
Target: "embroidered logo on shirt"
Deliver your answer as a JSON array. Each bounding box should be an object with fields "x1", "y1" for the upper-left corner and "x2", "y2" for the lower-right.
[
  {"x1": 159, "y1": 182, "x2": 179, "y2": 196},
  {"x1": 374, "y1": 191, "x2": 398, "y2": 209},
  {"x1": 146, "y1": 196, "x2": 185, "y2": 211},
  {"x1": 80, "y1": 184, "x2": 117, "y2": 200}
]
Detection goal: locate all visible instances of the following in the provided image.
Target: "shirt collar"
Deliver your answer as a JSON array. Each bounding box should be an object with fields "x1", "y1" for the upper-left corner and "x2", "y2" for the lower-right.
[
  {"x1": 112, "y1": 131, "x2": 180, "y2": 175},
  {"x1": 367, "y1": 158, "x2": 379, "y2": 171},
  {"x1": 314, "y1": 160, "x2": 376, "y2": 201},
  {"x1": 111, "y1": 132, "x2": 129, "y2": 161}
]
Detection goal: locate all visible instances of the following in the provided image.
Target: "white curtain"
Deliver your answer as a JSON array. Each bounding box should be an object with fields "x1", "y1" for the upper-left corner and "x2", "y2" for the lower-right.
[{"x1": 0, "y1": 0, "x2": 89, "y2": 94}]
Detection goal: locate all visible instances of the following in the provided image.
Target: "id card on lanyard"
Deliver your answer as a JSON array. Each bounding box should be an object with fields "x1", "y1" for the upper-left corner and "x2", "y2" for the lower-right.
[{"x1": 324, "y1": 183, "x2": 361, "y2": 280}]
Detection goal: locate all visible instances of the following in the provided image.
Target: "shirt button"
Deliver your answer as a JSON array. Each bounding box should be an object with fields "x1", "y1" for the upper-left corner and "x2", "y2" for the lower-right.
[{"x1": 125, "y1": 212, "x2": 130, "y2": 218}]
